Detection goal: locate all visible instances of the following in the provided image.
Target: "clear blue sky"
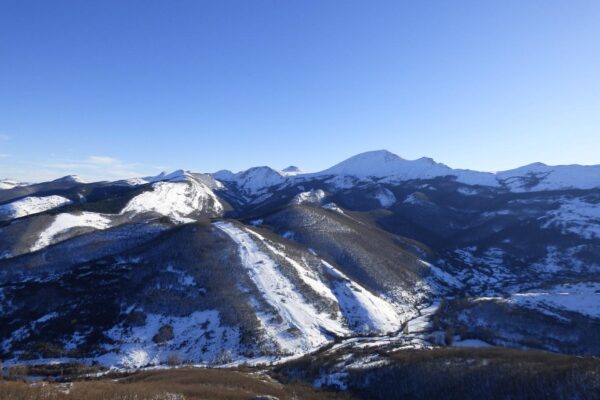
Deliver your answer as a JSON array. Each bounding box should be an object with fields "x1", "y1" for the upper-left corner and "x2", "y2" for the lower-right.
[{"x1": 1, "y1": 0, "x2": 599, "y2": 182}]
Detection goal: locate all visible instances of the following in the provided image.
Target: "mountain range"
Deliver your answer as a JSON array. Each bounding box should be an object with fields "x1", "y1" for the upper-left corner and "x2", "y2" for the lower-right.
[{"x1": 1, "y1": 149, "x2": 599, "y2": 394}]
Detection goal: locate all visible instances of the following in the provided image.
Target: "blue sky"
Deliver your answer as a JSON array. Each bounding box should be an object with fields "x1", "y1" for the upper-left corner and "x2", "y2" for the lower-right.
[{"x1": 1, "y1": 0, "x2": 599, "y2": 182}]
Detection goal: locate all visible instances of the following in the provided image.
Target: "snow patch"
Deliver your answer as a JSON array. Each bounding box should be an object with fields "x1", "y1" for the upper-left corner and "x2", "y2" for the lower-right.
[
  {"x1": 322, "y1": 202, "x2": 344, "y2": 214},
  {"x1": 406, "y1": 302, "x2": 439, "y2": 334},
  {"x1": 292, "y1": 189, "x2": 326, "y2": 205},
  {"x1": 372, "y1": 187, "x2": 396, "y2": 207},
  {"x1": 32, "y1": 212, "x2": 112, "y2": 251},
  {"x1": 541, "y1": 197, "x2": 600, "y2": 239},
  {"x1": 101, "y1": 310, "x2": 239, "y2": 368},
  {"x1": 457, "y1": 186, "x2": 479, "y2": 196},
  {"x1": 509, "y1": 282, "x2": 600, "y2": 319}
]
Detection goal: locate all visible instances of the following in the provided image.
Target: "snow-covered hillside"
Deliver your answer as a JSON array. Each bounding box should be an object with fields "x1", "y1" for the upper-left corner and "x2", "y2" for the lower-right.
[
  {"x1": 215, "y1": 222, "x2": 402, "y2": 354},
  {"x1": 122, "y1": 177, "x2": 224, "y2": 221},
  {"x1": 497, "y1": 162, "x2": 600, "y2": 192},
  {"x1": 32, "y1": 212, "x2": 113, "y2": 251},
  {"x1": 0, "y1": 195, "x2": 72, "y2": 220}
]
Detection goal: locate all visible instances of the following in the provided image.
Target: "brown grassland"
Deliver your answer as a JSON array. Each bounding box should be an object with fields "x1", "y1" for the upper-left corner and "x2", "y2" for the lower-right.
[{"x1": 0, "y1": 367, "x2": 350, "y2": 400}]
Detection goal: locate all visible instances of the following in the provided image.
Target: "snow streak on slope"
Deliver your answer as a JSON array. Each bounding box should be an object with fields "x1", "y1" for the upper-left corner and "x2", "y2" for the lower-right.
[
  {"x1": 244, "y1": 228, "x2": 402, "y2": 334},
  {"x1": 372, "y1": 187, "x2": 396, "y2": 207},
  {"x1": 32, "y1": 212, "x2": 112, "y2": 251},
  {"x1": 0, "y1": 195, "x2": 72, "y2": 220},
  {"x1": 215, "y1": 222, "x2": 349, "y2": 354},
  {"x1": 322, "y1": 202, "x2": 345, "y2": 214},
  {"x1": 122, "y1": 179, "x2": 223, "y2": 221},
  {"x1": 319, "y1": 260, "x2": 402, "y2": 333},
  {"x1": 217, "y1": 222, "x2": 403, "y2": 356}
]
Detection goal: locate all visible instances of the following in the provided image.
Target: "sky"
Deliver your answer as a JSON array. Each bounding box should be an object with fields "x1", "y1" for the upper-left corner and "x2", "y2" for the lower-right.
[{"x1": 1, "y1": 0, "x2": 599, "y2": 182}]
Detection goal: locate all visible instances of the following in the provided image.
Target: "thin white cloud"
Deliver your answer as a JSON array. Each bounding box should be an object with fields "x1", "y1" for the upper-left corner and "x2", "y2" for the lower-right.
[
  {"x1": 3, "y1": 155, "x2": 169, "y2": 183},
  {"x1": 88, "y1": 155, "x2": 119, "y2": 165}
]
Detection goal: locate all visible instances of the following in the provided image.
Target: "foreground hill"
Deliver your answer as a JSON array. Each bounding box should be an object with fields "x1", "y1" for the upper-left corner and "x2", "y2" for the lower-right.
[{"x1": 2, "y1": 347, "x2": 600, "y2": 400}]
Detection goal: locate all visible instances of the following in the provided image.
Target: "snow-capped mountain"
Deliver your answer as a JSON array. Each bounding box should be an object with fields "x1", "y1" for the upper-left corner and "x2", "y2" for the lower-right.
[
  {"x1": 1, "y1": 150, "x2": 599, "y2": 371},
  {"x1": 313, "y1": 150, "x2": 498, "y2": 186},
  {"x1": 213, "y1": 166, "x2": 286, "y2": 196},
  {"x1": 280, "y1": 165, "x2": 303, "y2": 176},
  {"x1": 52, "y1": 174, "x2": 88, "y2": 184},
  {"x1": 210, "y1": 150, "x2": 600, "y2": 195}
]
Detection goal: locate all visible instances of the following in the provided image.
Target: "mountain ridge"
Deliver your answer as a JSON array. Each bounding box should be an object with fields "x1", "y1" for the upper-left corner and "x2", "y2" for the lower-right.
[
  {"x1": 0, "y1": 148, "x2": 599, "y2": 372},
  {"x1": 5, "y1": 150, "x2": 599, "y2": 193}
]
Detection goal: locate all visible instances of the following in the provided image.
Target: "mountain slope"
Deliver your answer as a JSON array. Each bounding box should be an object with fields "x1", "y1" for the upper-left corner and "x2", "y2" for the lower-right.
[{"x1": 1, "y1": 150, "x2": 600, "y2": 370}]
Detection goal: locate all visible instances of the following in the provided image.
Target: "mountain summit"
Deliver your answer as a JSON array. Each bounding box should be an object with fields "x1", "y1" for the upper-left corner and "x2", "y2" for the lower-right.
[{"x1": 281, "y1": 165, "x2": 303, "y2": 176}]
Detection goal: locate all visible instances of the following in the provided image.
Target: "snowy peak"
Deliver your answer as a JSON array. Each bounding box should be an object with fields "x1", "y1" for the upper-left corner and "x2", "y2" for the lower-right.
[
  {"x1": 212, "y1": 166, "x2": 285, "y2": 194},
  {"x1": 319, "y1": 150, "x2": 407, "y2": 178},
  {"x1": 204, "y1": 149, "x2": 600, "y2": 195},
  {"x1": 18, "y1": 150, "x2": 600, "y2": 199},
  {"x1": 137, "y1": 169, "x2": 223, "y2": 189},
  {"x1": 313, "y1": 150, "x2": 600, "y2": 191},
  {"x1": 212, "y1": 169, "x2": 236, "y2": 181},
  {"x1": 281, "y1": 165, "x2": 303, "y2": 176},
  {"x1": 235, "y1": 167, "x2": 285, "y2": 194},
  {"x1": 238, "y1": 166, "x2": 283, "y2": 179},
  {"x1": 52, "y1": 174, "x2": 88, "y2": 184},
  {"x1": 145, "y1": 169, "x2": 194, "y2": 183},
  {"x1": 316, "y1": 150, "x2": 468, "y2": 183},
  {"x1": 316, "y1": 149, "x2": 458, "y2": 179}
]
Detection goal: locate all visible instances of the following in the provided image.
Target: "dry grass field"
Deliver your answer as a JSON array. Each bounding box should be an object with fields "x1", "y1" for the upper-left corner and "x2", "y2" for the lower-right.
[{"x1": 0, "y1": 367, "x2": 350, "y2": 400}]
